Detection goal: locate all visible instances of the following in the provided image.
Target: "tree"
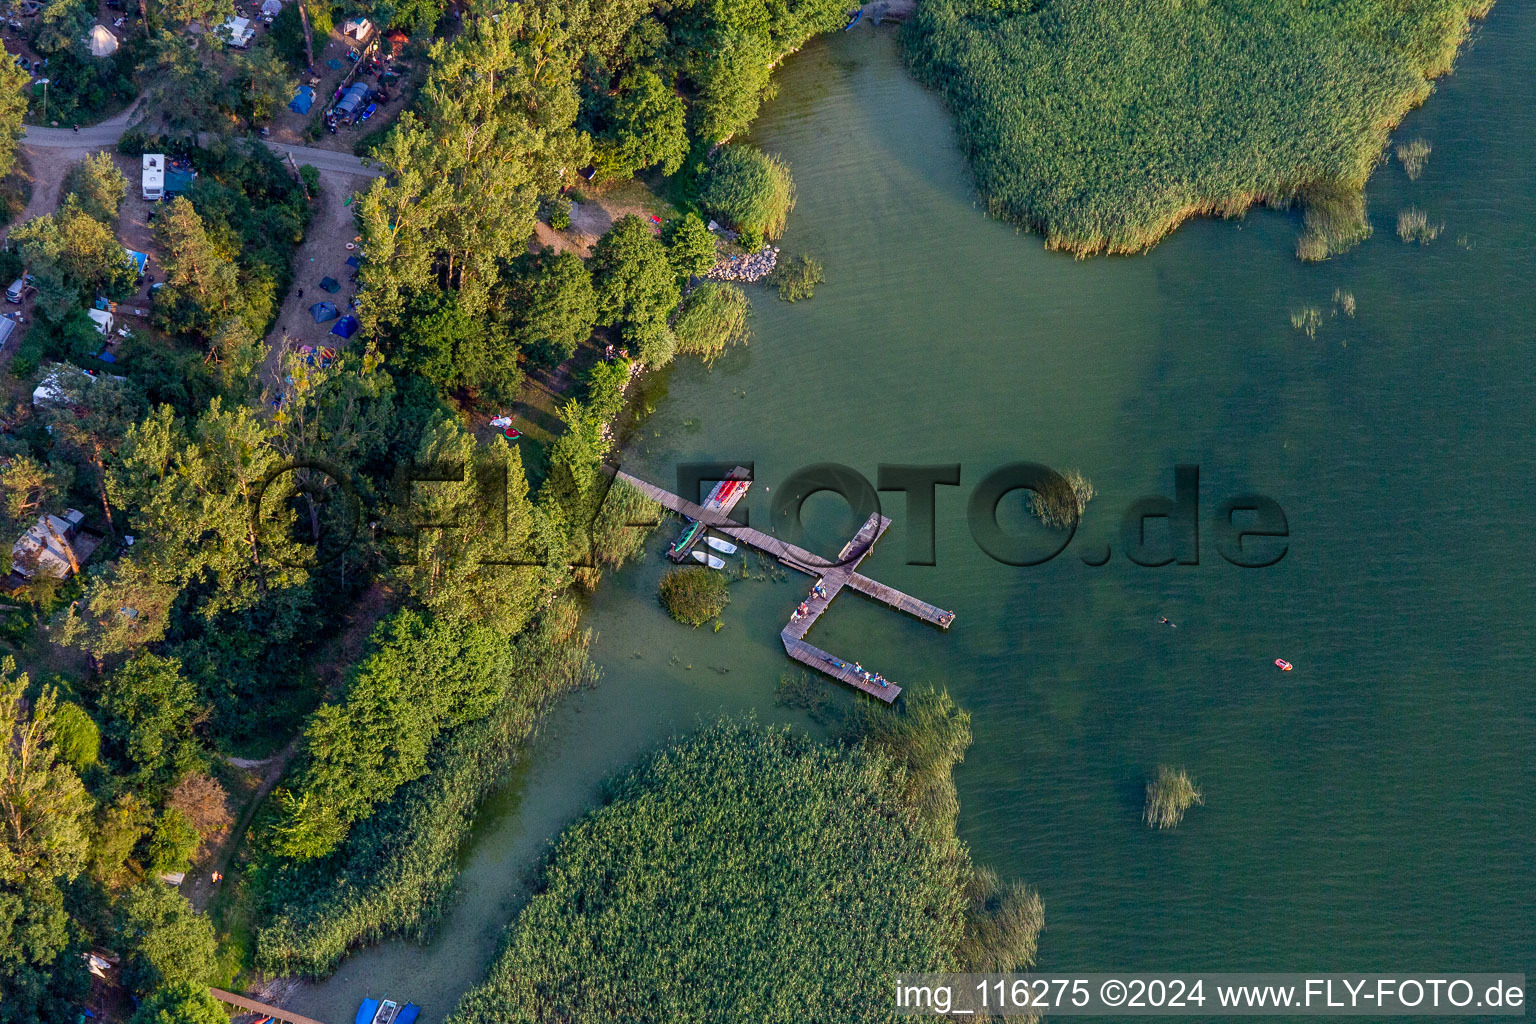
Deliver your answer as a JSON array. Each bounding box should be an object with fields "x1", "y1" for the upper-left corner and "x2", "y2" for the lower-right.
[
  {"x1": 49, "y1": 701, "x2": 99, "y2": 772},
  {"x1": 507, "y1": 249, "x2": 597, "y2": 368},
  {"x1": 664, "y1": 213, "x2": 718, "y2": 279},
  {"x1": 0, "y1": 61, "x2": 28, "y2": 181},
  {"x1": 63, "y1": 153, "x2": 129, "y2": 227},
  {"x1": 0, "y1": 452, "x2": 70, "y2": 538},
  {"x1": 155, "y1": 0, "x2": 233, "y2": 33},
  {"x1": 9, "y1": 197, "x2": 140, "y2": 320},
  {"x1": 139, "y1": 34, "x2": 226, "y2": 136},
  {"x1": 165, "y1": 772, "x2": 231, "y2": 861},
  {"x1": 355, "y1": 8, "x2": 589, "y2": 333},
  {"x1": 114, "y1": 882, "x2": 216, "y2": 994},
  {"x1": 63, "y1": 557, "x2": 181, "y2": 656},
  {"x1": 33, "y1": 0, "x2": 93, "y2": 53},
  {"x1": 43, "y1": 367, "x2": 147, "y2": 533},
  {"x1": 0, "y1": 669, "x2": 92, "y2": 885},
  {"x1": 593, "y1": 69, "x2": 689, "y2": 180},
  {"x1": 233, "y1": 44, "x2": 295, "y2": 123},
  {"x1": 387, "y1": 416, "x2": 539, "y2": 629},
  {"x1": 130, "y1": 982, "x2": 230, "y2": 1024},
  {"x1": 591, "y1": 215, "x2": 680, "y2": 363},
  {"x1": 0, "y1": 877, "x2": 90, "y2": 1024},
  {"x1": 153, "y1": 197, "x2": 242, "y2": 338},
  {"x1": 89, "y1": 793, "x2": 152, "y2": 886},
  {"x1": 97, "y1": 653, "x2": 202, "y2": 792}
]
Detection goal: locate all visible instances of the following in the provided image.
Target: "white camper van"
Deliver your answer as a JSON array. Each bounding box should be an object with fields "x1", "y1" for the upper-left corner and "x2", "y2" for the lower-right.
[{"x1": 142, "y1": 153, "x2": 165, "y2": 201}]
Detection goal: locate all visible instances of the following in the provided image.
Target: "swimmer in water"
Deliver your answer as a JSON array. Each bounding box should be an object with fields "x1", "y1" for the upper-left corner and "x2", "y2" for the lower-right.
[{"x1": 1158, "y1": 616, "x2": 1177, "y2": 629}]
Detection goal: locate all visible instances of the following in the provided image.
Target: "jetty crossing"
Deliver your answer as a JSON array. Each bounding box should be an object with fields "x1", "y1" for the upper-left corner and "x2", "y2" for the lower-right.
[{"x1": 614, "y1": 469, "x2": 954, "y2": 703}]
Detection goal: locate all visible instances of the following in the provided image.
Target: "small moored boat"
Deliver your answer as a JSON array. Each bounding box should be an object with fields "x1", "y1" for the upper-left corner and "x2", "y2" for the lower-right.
[
  {"x1": 356, "y1": 999, "x2": 422, "y2": 1024},
  {"x1": 843, "y1": 8, "x2": 861, "y2": 29},
  {"x1": 692, "y1": 550, "x2": 726, "y2": 569},
  {"x1": 1275, "y1": 659, "x2": 1292, "y2": 671},
  {"x1": 706, "y1": 536, "x2": 737, "y2": 555}
]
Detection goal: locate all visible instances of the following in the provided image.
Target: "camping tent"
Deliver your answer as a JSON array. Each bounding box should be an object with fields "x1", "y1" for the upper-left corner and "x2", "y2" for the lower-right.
[
  {"x1": 289, "y1": 85, "x2": 315, "y2": 114},
  {"x1": 123, "y1": 249, "x2": 148, "y2": 276},
  {"x1": 330, "y1": 316, "x2": 359, "y2": 339},
  {"x1": 334, "y1": 82, "x2": 370, "y2": 116},
  {"x1": 220, "y1": 15, "x2": 254, "y2": 47},
  {"x1": 343, "y1": 16, "x2": 372, "y2": 39},
  {"x1": 87, "y1": 25, "x2": 118, "y2": 56},
  {"x1": 308, "y1": 302, "x2": 339, "y2": 323},
  {"x1": 318, "y1": 276, "x2": 341, "y2": 293},
  {"x1": 260, "y1": 0, "x2": 282, "y2": 15}
]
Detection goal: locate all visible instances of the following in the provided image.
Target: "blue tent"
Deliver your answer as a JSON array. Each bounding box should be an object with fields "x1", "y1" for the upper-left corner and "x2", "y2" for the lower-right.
[
  {"x1": 331, "y1": 315, "x2": 359, "y2": 338},
  {"x1": 309, "y1": 301, "x2": 339, "y2": 323},
  {"x1": 345, "y1": 255, "x2": 361, "y2": 269},
  {"x1": 123, "y1": 249, "x2": 148, "y2": 275},
  {"x1": 289, "y1": 85, "x2": 315, "y2": 114}
]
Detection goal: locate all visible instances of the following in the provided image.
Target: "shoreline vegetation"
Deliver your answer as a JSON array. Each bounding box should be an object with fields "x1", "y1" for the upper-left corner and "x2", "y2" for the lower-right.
[
  {"x1": 448, "y1": 693, "x2": 1043, "y2": 1024},
  {"x1": 902, "y1": 0, "x2": 1494, "y2": 258}
]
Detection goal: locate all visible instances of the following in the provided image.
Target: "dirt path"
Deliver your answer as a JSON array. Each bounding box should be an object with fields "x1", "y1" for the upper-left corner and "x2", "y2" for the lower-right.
[{"x1": 260, "y1": 168, "x2": 367, "y2": 390}]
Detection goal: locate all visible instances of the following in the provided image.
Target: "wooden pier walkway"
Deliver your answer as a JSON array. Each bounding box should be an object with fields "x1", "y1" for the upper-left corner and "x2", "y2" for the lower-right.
[
  {"x1": 615, "y1": 469, "x2": 953, "y2": 703},
  {"x1": 210, "y1": 988, "x2": 327, "y2": 1024}
]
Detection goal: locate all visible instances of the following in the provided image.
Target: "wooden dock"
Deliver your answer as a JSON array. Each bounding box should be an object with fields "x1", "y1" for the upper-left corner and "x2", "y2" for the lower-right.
[
  {"x1": 210, "y1": 988, "x2": 327, "y2": 1024},
  {"x1": 615, "y1": 469, "x2": 953, "y2": 703}
]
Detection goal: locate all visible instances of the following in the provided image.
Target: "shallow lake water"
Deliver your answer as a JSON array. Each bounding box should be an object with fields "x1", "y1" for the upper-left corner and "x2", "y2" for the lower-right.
[{"x1": 297, "y1": 8, "x2": 1535, "y2": 1019}]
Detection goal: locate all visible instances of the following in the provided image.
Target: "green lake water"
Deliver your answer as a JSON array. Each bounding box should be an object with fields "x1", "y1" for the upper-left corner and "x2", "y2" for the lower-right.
[{"x1": 296, "y1": 9, "x2": 1534, "y2": 1019}]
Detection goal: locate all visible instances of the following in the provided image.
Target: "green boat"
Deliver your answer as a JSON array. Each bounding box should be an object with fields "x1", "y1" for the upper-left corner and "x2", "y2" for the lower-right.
[{"x1": 669, "y1": 520, "x2": 705, "y2": 557}]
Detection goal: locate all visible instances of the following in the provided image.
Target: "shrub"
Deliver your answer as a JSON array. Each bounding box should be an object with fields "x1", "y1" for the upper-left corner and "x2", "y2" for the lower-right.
[
  {"x1": 698, "y1": 145, "x2": 796, "y2": 242},
  {"x1": 1144, "y1": 765, "x2": 1203, "y2": 829},
  {"x1": 659, "y1": 566, "x2": 728, "y2": 626},
  {"x1": 767, "y1": 254, "x2": 823, "y2": 302},
  {"x1": 144, "y1": 807, "x2": 201, "y2": 876},
  {"x1": 673, "y1": 282, "x2": 750, "y2": 363},
  {"x1": 548, "y1": 193, "x2": 572, "y2": 231}
]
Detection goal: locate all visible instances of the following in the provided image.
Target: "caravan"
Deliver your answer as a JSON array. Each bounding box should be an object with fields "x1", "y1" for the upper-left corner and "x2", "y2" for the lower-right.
[{"x1": 141, "y1": 154, "x2": 164, "y2": 200}]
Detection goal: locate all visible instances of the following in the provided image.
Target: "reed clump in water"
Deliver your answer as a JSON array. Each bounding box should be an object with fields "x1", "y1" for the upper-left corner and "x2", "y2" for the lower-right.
[
  {"x1": 659, "y1": 566, "x2": 729, "y2": 627},
  {"x1": 1145, "y1": 765, "x2": 1203, "y2": 829},
  {"x1": 1333, "y1": 288, "x2": 1357, "y2": 317},
  {"x1": 1290, "y1": 306, "x2": 1324, "y2": 339},
  {"x1": 1297, "y1": 183, "x2": 1373, "y2": 262},
  {"x1": 1397, "y1": 206, "x2": 1443, "y2": 243},
  {"x1": 1029, "y1": 469, "x2": 1095, "y2": 528},
  {"x1": 1396, "y1": 138, "x2": 1432, "y2": 179}
]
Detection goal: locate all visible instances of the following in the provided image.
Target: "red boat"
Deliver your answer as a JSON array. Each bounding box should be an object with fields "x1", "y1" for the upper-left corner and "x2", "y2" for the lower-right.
[{"x1": 1275, "y1": 659, "x2": 1292, "y2": 671}]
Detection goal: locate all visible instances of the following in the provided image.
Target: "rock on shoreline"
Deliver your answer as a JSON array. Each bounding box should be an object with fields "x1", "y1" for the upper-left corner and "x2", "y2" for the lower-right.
[{"x1": 707, "y1": 246, "x2": 779, "y2": 283}]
